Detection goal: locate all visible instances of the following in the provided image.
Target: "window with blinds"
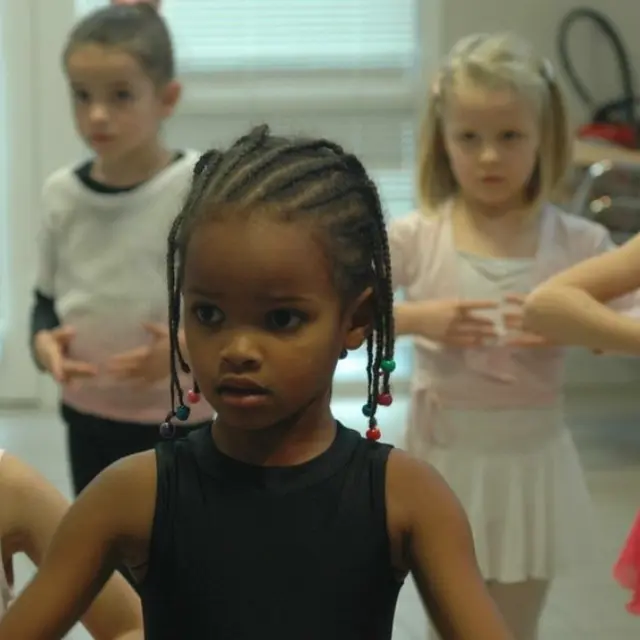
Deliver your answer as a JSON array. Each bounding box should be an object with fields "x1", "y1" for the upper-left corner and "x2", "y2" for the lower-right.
[{"x1": 76, "y1": 0, "x2": 418, "y2": 72}]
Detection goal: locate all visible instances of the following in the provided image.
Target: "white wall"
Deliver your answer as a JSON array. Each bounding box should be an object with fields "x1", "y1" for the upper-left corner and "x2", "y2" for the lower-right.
[
  {"x1": 0, "y1": 1, "x2": 50, "y2": 402},
  {"x1": 580, "y1": 4, "x2": 640, "y2": 107},
  {"x1": 437, "y1": 1, "x2": 640, "y2": 123},
  {"x1": 2, "y1": 0, "x2": 640, "y2": 407}
]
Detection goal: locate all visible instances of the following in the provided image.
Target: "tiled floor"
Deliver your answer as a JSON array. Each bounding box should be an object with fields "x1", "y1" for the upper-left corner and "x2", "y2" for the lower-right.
[{"x1": 1, "y1": 389, "x2": 640, "y2": 638}]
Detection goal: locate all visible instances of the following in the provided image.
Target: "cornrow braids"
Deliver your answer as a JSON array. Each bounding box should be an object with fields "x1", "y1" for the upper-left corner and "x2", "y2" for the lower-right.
[{"x1": 161, "y1": 124, "x2": 396, "y2": 441}]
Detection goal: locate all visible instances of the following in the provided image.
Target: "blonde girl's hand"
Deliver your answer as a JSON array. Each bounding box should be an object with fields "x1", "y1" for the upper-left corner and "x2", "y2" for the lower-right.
[
  {"x1": 416, "y1": 299, "x2": 499, "y2": 347},
  {"x1": 502, "y1": 294, "x2": 554, "y2": 347}
]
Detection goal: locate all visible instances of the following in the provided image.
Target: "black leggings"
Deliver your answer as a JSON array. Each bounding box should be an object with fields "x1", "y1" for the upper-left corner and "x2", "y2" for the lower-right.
[
  {"x1": 61, "y1": 403, "x2": 211, "y2": 589},
  {"x1": 62, "y1": 403, "x2": 210, "y2": 494}
]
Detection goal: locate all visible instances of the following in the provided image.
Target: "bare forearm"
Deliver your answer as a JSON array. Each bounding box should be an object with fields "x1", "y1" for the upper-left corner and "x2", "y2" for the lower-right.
[
  {"x1": 395, "y1": 301, "x2": 445, "y2": 339},
  {"x1": 80, "y1": 573, "x2": 142, "y2": 640},
  {"x1": 30, "y1": 291, "x2": 60, "y2": 371},
  {"x1": 113, "y1": 632, "x2": 144, "y2": 640},
  {"x1": 394, "y1": 303, "x2": 422, "y2": 336},
  {"x1": 0, "y1": 569, "x2": 109, "y2": 640},
  {"x1": 524, "y1": 286, "x2": 640, "y2": 353}
]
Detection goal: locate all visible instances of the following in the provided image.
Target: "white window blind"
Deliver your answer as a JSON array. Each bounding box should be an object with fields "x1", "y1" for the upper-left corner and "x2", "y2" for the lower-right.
[{"x1": 76, "y1": 1, "x2": 417, "y2": 72}]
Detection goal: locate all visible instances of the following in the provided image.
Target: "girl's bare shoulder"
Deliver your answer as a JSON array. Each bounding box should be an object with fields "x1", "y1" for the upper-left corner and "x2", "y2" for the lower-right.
[
  {"x1": 86, "y1": 450, "x2": 158, "y2": 539},
  {"x1": 86, "y1": 451, "x2": 158, "y2": 567}
]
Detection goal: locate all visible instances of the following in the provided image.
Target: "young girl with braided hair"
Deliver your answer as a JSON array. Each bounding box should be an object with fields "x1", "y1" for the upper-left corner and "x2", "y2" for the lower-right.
[{"x1": 0, "y1": 126, "x2": 511, "y2": 639}]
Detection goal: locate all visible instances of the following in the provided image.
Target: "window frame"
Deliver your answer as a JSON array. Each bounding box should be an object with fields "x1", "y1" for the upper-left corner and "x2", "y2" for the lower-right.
[{"x1": 177, "y1": 68, "x2": 418, "y2": 116}]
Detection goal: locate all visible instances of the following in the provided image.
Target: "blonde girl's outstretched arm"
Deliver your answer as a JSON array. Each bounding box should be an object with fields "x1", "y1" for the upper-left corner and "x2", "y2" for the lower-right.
[
  {"x1": 523, "y1": 233, "x2": 640, "y2": 353},
  {"x1": 0, "y1": 452, "x2": 155, "y2": 640}
]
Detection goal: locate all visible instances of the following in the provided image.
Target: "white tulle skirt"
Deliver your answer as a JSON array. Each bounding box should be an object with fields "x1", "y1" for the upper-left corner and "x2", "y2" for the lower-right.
[{"x1": 404, "y1": 404, "x2": 596, "y2": 583}]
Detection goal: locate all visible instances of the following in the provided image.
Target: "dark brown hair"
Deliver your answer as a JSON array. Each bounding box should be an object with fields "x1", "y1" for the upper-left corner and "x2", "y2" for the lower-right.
[{"x1": 63, "y1": 4, "x2": 174, "y2": 85}]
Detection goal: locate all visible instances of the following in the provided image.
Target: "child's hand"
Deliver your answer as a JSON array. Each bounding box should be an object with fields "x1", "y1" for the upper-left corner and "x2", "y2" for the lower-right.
[
  {"x1": 502, "y1": 294, "x2": 554, "y2": 347},
  {"x1": 416, "y1": 299, "x2": 498, "y2": 347},
  {"x1": 106, "y1": 323, "x2": 171, "y2": 386},
  {"x1": 34, "y1": 327, "x2": 98, "y2": 384}
]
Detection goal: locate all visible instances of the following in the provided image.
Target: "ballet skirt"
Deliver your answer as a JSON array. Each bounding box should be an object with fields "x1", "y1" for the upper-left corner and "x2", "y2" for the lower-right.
[{"x1": 613, "y1": 510, "x2": 640, "y2": 614}]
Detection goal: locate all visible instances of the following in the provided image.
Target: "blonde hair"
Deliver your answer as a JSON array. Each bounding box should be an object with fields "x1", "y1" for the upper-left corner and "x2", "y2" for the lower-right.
[{"x1": 418, "y1": 32, "x2": 571, "y2": 211}]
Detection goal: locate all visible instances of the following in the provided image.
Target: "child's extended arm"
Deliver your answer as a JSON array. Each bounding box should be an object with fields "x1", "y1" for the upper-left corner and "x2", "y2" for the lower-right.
[
  {"x1": 523, "y1": 233, "x2": 640, "y2": 352},
  {"x1": 388, "y1": 452, "x2": 512, "y2": 639},
  {"x1": 0, "y1": 453, "x2": 155, "y2": 640}
]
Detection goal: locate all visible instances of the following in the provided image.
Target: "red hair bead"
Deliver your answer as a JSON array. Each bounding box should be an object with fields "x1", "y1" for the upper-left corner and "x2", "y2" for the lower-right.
[
  {"x1": 187, "y1": 389, "x2": 201, "y2": 404},
  {"x1": 366, "y1": 426, "x2": 381, "y2": 441},
  {"x1": 377, "y1": 392, "x2": 393, "y2": 406}
]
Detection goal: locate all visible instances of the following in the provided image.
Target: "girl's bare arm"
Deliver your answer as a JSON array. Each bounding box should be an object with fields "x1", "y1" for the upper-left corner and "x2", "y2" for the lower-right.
[
  {"x1": 0, "y1": 452, "x2": 156, "y2": 640},
  {"x1": 387, "y1": 451, "x2": 512, "y2": 639}
]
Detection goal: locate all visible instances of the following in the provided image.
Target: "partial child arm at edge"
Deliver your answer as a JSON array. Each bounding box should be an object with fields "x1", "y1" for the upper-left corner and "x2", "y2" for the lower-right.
[
  {"x1": 524, "y1": 233, "x2": 640, "y2": 352},
  {"x1": 0, "y1": 452, "x2": 155, "y2": 640}
]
